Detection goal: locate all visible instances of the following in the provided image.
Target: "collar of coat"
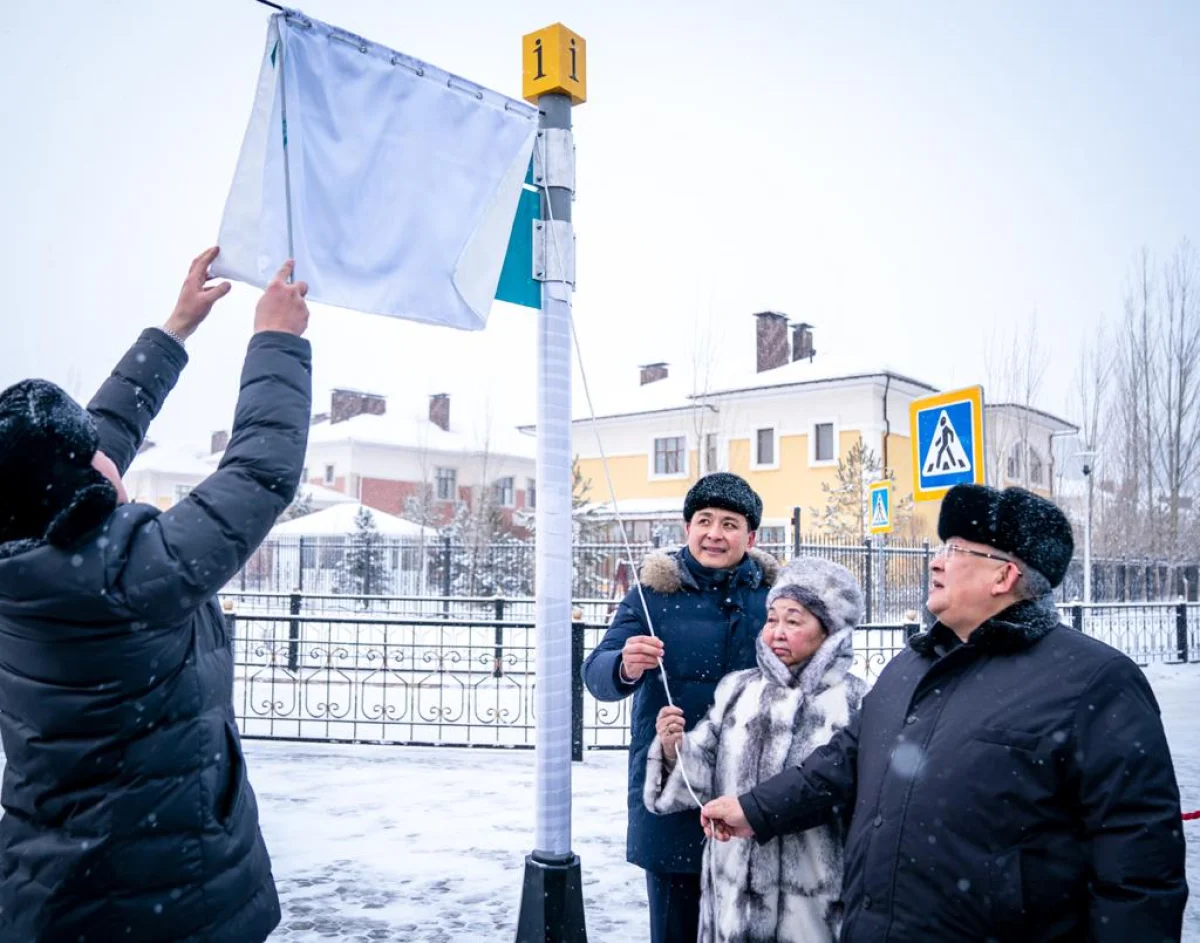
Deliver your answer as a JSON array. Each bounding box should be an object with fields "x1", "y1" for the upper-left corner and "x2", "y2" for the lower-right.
[
  {"x1": 909, "y1": 598, "x2": 1062, "y2": 657},
  {"x1": 756, "y1": 625, "x2": 856, "y2": 693},
  {"x1": 639, "y1": 546, "x2": 781, "y2": 595},
  {"x1": 0, "y1": 481, "x2": 118, "y2": 561}
]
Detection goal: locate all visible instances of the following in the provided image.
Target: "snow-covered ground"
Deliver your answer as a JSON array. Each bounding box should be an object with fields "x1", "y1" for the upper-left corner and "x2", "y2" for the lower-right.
[
  {"x1": 246, "y1": 662, "x2": 1200, "y2": 941},
  {"x1": 0, "y1": 664, "x2": 1196, "y2": 939}
]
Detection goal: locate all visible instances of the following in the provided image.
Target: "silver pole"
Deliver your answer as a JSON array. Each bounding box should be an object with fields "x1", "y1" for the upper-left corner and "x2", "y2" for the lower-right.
[{"x1": 534, "y1": 91, "x2": 574, "y2": 859}]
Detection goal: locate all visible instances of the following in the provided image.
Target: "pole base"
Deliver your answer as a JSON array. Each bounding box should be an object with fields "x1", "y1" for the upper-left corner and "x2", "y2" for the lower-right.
[{"x1": 515, "y1": 852, "x2": 587, "y2": 942}]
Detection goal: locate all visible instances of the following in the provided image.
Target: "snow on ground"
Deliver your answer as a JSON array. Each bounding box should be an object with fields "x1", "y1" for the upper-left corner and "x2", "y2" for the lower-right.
[
  {"x1": 0, "y1": 665, "x2": 1196, "y2": 940},
  {"x1": 248, "y1": 663, "x2": 1200, "y2": 941}
]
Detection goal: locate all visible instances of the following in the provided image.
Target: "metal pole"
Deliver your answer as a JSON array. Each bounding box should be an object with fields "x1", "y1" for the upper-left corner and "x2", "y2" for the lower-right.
[
  {"x1": 1085, "y1": 466, "x2": 1094, "y2": 604},
  {"x1": 533, "y1": 90, "x2": 574, "y2": 862},
  {"x1": 517, "y1": 29, "x2": 588, "y2": 941}
]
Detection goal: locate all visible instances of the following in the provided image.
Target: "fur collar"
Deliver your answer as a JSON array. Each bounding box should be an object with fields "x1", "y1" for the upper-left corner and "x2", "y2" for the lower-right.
[
  {"x1": 909, "y1": 598, "x2": 1061, "y2": 657},
  {"x1": 0, "y1": 481, "x2": 117, "y2": 561},
  {"x1": 639, "y1": 546, "x2": 780, "y2": 595},
  {"x1": 756, "y1": 626, "x2": 855, "y2": 694}
]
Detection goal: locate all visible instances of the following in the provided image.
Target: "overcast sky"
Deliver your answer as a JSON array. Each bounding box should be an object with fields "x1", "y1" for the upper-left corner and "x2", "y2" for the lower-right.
[{"x1": 1, "y1": 1, "x2": 1196, "y2": 452}]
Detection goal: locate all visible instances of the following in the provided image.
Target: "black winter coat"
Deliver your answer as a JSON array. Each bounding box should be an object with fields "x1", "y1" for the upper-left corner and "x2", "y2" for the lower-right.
[
  {"x1": 582, "y1": 546, "x2": 778, "y2": 874},
  {"x1": 741, "y1": 600, "x2": 1188, "y2": 942},
  {"x1": 0, "y1": 329, "x2": 312, "y2": 942}
]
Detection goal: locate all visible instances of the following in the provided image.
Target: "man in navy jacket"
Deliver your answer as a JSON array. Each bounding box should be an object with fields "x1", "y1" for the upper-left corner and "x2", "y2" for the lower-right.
[{"x1": 583, "y1": 473, "x2": 779, "y2": 943}]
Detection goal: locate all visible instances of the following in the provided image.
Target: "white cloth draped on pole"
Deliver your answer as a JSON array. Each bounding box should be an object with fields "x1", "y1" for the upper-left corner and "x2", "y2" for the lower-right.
[{"x1": 212, "y1": 10, "x2": 538, "y2": 330}]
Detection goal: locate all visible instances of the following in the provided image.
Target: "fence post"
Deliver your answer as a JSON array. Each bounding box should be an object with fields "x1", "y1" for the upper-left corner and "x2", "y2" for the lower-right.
[
  {"x1": 493, "y1": 597, "x2": 506, "y2": 678},
  {"x1": 1070, "y1": 604, "x2": 1083, "y2": 633},
  {"x1": 791, "y1": 506, "x2": 801, "y2": 559},
  {"x1": 441, "y1": 535, "x2": 452, "y2": 619},
  {"x1": 863, "y1": 537, "x2": 873, "y2": 624},
  {"x1": 571, "y1": 619, "x2": 585, "y2": 763},
  {"x1": 921, "y1": 541, "x2": 930, "y2": 622},
  {"x1": 297, "y1": 537, "x2": 306, "y2": 593},
  {"x1": 287, "y1": 591, "x2": 301, "y2": 672},
  {"x1": 1177, "y1": 602, "x2": 1189, "y2": 664}
]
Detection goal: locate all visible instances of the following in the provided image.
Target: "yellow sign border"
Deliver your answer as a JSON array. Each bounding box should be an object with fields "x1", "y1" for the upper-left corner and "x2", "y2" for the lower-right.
[
  {"x1": 908, "y1": 385, "x2": 986, "y2": 502},
  {"x1": 868, "y1": 481, "x2": 892, "y2": 535}
]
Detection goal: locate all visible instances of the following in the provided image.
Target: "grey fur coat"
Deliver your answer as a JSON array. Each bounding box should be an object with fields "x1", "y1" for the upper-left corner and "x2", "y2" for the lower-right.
[{"x1": 644, "y1": 627, "x2": 867, "y2": 943}]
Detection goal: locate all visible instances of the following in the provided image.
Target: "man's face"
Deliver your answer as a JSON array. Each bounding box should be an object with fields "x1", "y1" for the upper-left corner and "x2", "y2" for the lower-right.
[
  {"x1": 685, "y1": 507, "x2": 756, "y2": 569},
  {"x1": 927, "y1": 536, "x2": 1019, "y2": 630},
  {"x1": 91, "y1": 451, "x2": 129, "y2": 504}
]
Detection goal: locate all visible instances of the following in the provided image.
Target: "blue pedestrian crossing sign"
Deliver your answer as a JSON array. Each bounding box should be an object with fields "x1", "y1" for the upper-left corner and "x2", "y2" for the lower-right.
[
  {"x1": 869, "y1": 481, "x2": 892, "y2": 535},
  {"x1": 909, "y1": 385, "x2": 986, "y2": 501}
]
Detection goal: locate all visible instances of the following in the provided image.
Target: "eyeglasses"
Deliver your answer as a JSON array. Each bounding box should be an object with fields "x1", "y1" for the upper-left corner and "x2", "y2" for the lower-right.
[{"x1": 933, "y1": 542, "x2": 1023, "y2": 576}]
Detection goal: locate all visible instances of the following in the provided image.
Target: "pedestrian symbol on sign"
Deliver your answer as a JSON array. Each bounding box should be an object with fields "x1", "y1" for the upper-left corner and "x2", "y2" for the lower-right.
[
  {"x1": 922, "y1": 410, "x2": 972, "y2": 476},
  {"x1": 872, "y1": 493, "x2": 888, "y2": 527}
]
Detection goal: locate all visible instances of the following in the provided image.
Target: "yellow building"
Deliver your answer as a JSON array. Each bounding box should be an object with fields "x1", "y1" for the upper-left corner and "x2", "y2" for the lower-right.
[{"x1": 566, "y1": 313, "x2": 1076, "y2": 545}]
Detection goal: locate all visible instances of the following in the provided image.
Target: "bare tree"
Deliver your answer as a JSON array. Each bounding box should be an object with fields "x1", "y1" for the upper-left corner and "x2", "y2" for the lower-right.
[
  {"x1": 1153, "y1": 241, "x2": 1200, "y2": 563},
  {"x1": 983, "y1": 315, "x2": 1050, "y2": 489}
]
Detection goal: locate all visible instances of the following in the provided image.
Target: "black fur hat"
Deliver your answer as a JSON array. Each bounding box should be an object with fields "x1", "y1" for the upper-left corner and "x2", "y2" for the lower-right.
[
  {"x1": 0, "y1": 379, "x2": 117, "y2": 548},
  {"x1": 938, "y1": 483, "x2": 1075, "y2": 587},
  {"x1": 683, "y1": 472, "x2": 763, "y2": 531}
]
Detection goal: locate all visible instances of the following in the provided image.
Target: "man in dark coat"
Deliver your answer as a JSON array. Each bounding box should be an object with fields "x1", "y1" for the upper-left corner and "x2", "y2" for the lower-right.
[
  {"x1": 702, "y1": 483, "x2": 1188, "y2": 942},
  {"x1": 583, "y1": 472, "x2": 779, "y2": 943},
  {"x1": 0, "y1": 249, "x2": 312, "y2": 942}
]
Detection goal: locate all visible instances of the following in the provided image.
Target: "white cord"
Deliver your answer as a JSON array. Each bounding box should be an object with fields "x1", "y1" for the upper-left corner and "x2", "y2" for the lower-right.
[{"x1": 536, "y1": 131, "x2": 704, "y2": 810}]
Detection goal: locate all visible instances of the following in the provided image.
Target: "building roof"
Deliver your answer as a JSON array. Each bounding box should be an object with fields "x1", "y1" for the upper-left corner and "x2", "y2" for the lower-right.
[
  {"x1": 985, "y1": 402, "x2": 1079, "y2": 434},
  {"x1": 305, "y1": 412, "x2": 537, "y2": 461},
  {"x1": 270, "y1": 502, "x2": 435, "y2": 538},
  {"x1": 126, "y1": 444, "x2": 213, "y2": 478}
]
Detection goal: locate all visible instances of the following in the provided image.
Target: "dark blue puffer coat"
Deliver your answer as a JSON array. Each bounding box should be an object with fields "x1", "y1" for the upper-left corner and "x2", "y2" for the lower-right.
[{"x1": 0, "y1": 329, "x2": 311, "y2": 942}]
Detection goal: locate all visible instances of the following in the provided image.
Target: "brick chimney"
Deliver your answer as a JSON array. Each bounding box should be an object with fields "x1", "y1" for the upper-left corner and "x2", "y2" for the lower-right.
[
  {"x1": 640, "y1": 362, "x2": 669, "y2": 385},
  {"x1": 210, "y1": 430, "x2": 229, "y2": 455},
  {"x1": 754, "y1": 311, "x2": 789, "y2": 373},
  {"x1": 331, "y1": 388, "x2": 387, "y2": 424},
  {"x1": 792, "y1": 322, "x2": 816, "y2": 362},
  {"x1": 429, "y1": 393, "x2": 450, "y2": 432}
]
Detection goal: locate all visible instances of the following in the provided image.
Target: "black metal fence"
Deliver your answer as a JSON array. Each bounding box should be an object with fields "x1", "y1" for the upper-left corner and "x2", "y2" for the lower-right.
[
  {"x1": 232, "y1": 535, "x2": 1200, "y2": 622},
  {"x1": 222, "y1": 595, "x2": 1198, "y2": 753}
]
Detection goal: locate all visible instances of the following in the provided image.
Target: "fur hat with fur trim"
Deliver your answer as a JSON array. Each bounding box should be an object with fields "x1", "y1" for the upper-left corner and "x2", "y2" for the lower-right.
[
  {"x1": 766, "y1": 556, "x2": 865, "y2": 636},
  {"x1": 938, "y1": 483, "x2": 1074, "y2": 588},
  {"x1": 683, "y1": 472, "x2": 763, "y2": 531},
  {"x1": 0, "y1": 379, "x2": 117, "y2": 548}
]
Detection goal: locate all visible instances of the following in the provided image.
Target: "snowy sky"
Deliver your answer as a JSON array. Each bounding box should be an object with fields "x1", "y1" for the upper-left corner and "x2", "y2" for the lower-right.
[{"x1": 1, "y1": 1, "x2": 1197, "y2": 452}]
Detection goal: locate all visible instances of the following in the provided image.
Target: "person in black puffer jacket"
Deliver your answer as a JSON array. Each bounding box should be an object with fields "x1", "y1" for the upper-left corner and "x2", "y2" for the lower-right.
[{"x1": 0, "y1": 249, "x2": 312, "y2": 943}]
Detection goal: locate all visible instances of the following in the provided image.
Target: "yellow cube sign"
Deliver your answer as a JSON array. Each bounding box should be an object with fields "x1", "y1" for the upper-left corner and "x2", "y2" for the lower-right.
[{"x1": 523, "y1": 23, "x2": 587, "y2": 105}]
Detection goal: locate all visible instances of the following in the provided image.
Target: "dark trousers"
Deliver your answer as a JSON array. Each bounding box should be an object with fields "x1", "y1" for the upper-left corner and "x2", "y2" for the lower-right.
[{"x1": 645, "y1": 870, "x2": 701, "y2": 943}]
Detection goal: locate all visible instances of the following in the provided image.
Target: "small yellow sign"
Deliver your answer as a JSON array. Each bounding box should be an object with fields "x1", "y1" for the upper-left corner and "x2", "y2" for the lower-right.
[{"x1": 523, "y1": 23, "x2": 587, "y2": 105}]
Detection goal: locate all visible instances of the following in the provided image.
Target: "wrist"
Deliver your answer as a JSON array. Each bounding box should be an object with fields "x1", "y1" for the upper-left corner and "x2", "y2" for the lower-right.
[
  {"x1": 618, "y1": 662, "x2": 637, "y2": 685},
  {"x1": 162, "y1": 313, "x2": 194, "y2": 343}
]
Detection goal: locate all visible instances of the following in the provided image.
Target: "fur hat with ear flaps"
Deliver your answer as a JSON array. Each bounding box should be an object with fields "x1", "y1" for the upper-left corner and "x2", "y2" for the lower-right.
[
  {"x1": 766, "y1": 556, "x2": 865, "y2": 636},
  {"x1": 937, "y1": 483, "x2": 1074, "y2": 588},
  {"x1": 0, "y1": 379, "x2": 118, "y2": 549}
]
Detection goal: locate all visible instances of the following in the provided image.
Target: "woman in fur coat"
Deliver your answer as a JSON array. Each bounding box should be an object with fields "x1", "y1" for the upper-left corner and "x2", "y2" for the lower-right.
[{"x1": 645, "y1": 557, "x2": 868, "y2": 943}]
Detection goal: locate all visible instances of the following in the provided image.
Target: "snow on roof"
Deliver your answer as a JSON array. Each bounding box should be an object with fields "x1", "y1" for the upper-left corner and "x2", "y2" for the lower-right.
[
  {"x1": 306, "y1": 412, "x2": 536, "y2": 461},
  {"x1": 296, "y1": 482, "x2": 358, "y2": 507},
  {"x1": 127, "y1": 444, "x2": 214, "y2": 478},
  {"x1": 705, "y1": 353, "x2": 938, "y2": 398},
  {"x1": 270, "y1": 502, "x2": 435, "y2": 538}
]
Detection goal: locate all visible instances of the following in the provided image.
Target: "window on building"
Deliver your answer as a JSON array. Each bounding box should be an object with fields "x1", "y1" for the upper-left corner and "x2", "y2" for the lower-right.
[
  {"x1": 323, "y1": 464, "x2": 335, "y2": 486},
  {"x1": 814, "y1": 423, "x2": 835, "y2": 462},
  {"x1": 654, "y1": 436, "x2": 685, "y2": 475},
  {"x1": 1007, "y1": 443, "x2": 1023, "y2": 480},
  {"x1": 173, "y1": 484, "x2": 192, "y2": 505},
  {"x1": 494, "y1": 476, "x2": 515, "y2": 507},
  {"x1": 756, "y1": 428, "x2": 775, "y2": 466},
  {"x1": 705, "y1": 433, "x2": 718, "y2": 473},
  {"x1": 758, "y1": 525, "x2": 786, "y2": 545},
  {"x1": 527, "y1": 478, "x2": 537, "y2": 510},
  {"x1": 1028, "y1": 447, "x2": 1044, "y2": 485},
  {"x1": 435, "y1": 467, "x2": 457, "y2": 501}
]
